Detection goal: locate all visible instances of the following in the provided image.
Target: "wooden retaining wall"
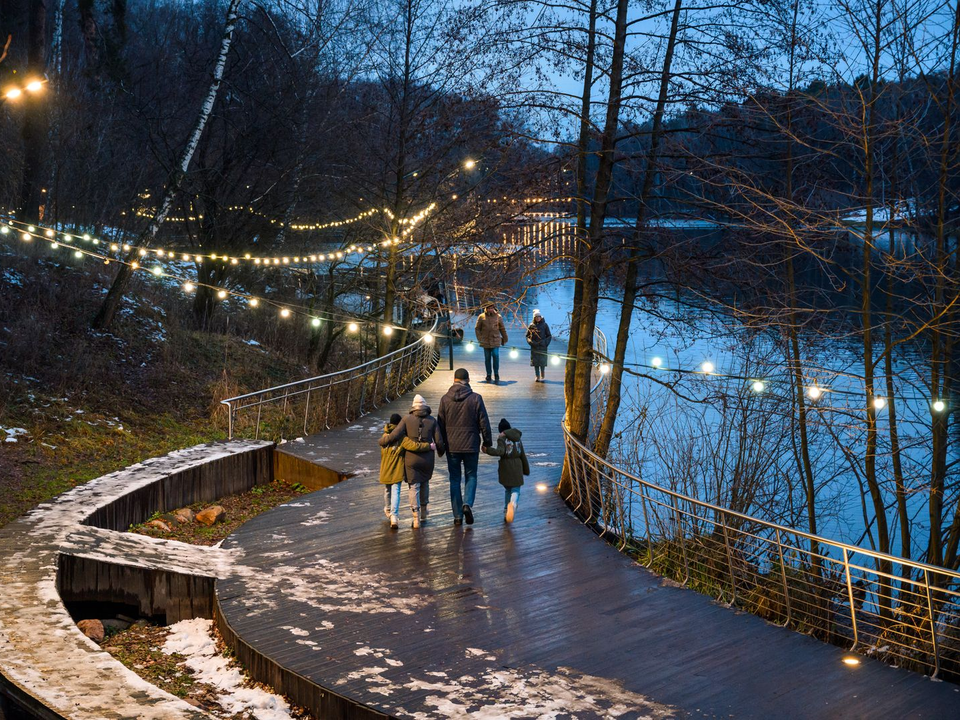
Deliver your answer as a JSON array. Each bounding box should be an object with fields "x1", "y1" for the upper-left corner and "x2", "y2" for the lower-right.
[
  {"x1": 215, "y1": 598, "x2": 388, "y2": 720},
  {"x1": 83, "y1": 444, "x2": 274, "y2": 531},
  {"x1": 273, "y1": 448, "x2": 348, "y2": 491}
]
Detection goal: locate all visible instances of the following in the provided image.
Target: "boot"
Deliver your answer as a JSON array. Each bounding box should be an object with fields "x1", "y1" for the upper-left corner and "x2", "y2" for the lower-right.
[
  {"x1": 420, "y1": 504, "x2": 428, "y2": 522},
  {"x1": 412, "y1": 511, "x2": 420, "y2": 529}
]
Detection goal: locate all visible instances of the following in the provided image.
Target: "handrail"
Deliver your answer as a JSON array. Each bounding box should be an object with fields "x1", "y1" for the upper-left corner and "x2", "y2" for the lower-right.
[
  {"x1": 562, "y1": 415, "x2": 960, "y2": 680},
  {"x1": 222, "y1": 311, "x2": 440, "y2": 440}
]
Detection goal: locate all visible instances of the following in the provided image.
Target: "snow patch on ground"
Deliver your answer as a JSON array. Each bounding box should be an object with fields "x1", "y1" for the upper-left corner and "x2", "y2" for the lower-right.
[
  {"x1": 2, "y1": 426, "x2": 28, "y2": 443},
  {"x1": 534, "y1": 461, "x2": 559, "y2": 467},
  {"x1": 163, "y1": 618, "x2": 293, "y2": 720},
  {"x1": 300, "y1": 510, "x2": 330, "y2": 527}
]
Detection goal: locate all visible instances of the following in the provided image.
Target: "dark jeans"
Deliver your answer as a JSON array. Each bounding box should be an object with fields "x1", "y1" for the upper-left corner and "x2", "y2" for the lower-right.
[
  {"x1": 447, "y1": 452, "x2": 479, "y2": 517},
  {"x1": 483, "y1": 347, "x2": 500, "y2": 378}
]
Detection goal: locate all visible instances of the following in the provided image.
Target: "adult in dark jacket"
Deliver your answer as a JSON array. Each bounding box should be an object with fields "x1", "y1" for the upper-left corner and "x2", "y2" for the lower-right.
[
  {"x1": 475, "y1": 304, "x2": 509, "y2": 383},
  {"x1": 380, "y1": 395, "x2": 444, "y2": 527},
  {"x1": 437, "y1": 368, "x2": 492, "y2": 525},
  {"x1": 525, "y1": 309, "x2": 552, "y2": 383}
]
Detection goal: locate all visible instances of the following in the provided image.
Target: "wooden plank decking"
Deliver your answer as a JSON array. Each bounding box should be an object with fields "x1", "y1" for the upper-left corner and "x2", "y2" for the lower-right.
[{"x1": 218, "y1": 332, "x2": 960, "y2": 719}]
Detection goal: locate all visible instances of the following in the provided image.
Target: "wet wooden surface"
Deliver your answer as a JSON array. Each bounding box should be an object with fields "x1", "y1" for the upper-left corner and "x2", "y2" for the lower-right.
[{"x1": 219, "y1": 332, "x2": 960, "y2": 719}]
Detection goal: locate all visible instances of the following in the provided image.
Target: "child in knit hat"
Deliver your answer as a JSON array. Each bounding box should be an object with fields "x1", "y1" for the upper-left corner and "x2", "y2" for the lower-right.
[{"x1": 483, "y1": 418, "x2": 530, "y2": 523}]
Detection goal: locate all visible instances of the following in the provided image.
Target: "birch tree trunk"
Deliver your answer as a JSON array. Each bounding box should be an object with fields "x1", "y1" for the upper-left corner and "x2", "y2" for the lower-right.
[{"x1": 92, "y1": 0, "x2": 243, "y2": 331}]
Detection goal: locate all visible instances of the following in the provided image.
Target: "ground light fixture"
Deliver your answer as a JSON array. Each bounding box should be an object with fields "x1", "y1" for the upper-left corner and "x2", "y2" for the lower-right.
[
  {"x1": 536, "y1": 483, "x2": 548, "y2": 493},
  {"x1": 842, "y1": 656, "x2": 861, "y2": 667}
]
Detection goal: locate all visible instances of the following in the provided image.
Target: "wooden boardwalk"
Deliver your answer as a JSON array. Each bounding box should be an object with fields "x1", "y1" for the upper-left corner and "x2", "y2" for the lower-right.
[{"x1": 219, "y1": 330, "x2": 960, "y2": 719}]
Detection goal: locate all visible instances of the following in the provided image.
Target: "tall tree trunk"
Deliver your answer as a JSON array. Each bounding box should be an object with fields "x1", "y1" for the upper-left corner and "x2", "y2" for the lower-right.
[
  {"x1": 17, "y1": 0, "x2": 47, "y2": 223},
  {"x1": 558, "y1": 0, "x2": 598, "y2": 497},
  {"x1": 92, "y1": 0, "x2": 242, "y2": 331},
  {"x1": 592, "y1": 0, "x2": 682, "y2": 459},
  {"x1": 933, "y1": 0, "x2": 960, "y2": 567},
  {"x1": 565, "y1": 0, "x2": 630, "y2": 450}
]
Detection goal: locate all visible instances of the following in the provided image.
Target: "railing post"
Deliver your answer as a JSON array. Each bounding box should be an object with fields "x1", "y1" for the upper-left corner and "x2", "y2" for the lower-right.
[
  {"x1": 227, "y1": 404, "x2": 234, "y2": 440},
  {"x1": 923, "y1": 568, "x2": 941, "y2": 678},
  {"x1": 323, "y1": 384, "x2": 333, "y2": 430},
  {"x1": 672, "y1": 494, "x2": 690, "y2": 585},
  {"x1": 843, "y1": 547, "x2": 859, "y2": 649},
  {"x1": 371, "y1": 363, "x2": 382, "y2": 409},
  {"x1": 394, "y1": 354, "x2": 406, "y2": 399},
  {"x1": 640, "y1": 485, "x2": 654, "y2": 568},
  {"x1": 359, "y1": 372, "x2": 368, "y2": 416},
  {"x1": 775, "y1": 528, "x2": 792, "y2": 626},
  {"x1": 345, "y1": 376, "x2": 353, "y2": 422},
  {"x1": 720, "y1": 514, "x2": 737, "y2": 606},
  {"x1": 255, "y1": 403, "x2": 263, "y2": 441},
  {"x1": 303, "y1": 388, "x2": 312, "y2": 436}
]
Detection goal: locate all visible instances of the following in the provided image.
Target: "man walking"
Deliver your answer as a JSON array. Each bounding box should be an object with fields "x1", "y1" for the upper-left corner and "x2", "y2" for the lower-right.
[
  {"x1": 475, "y1": 303, "x2": 508, "y2": 383},
  {"x1": 438, "y1": 368, "x2": 492, "y2": 525}
]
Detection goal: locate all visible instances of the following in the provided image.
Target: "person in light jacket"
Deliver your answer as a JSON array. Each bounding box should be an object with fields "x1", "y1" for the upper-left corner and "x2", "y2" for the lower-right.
[
  {"x1": 525, "y1": 309, "x2": 552, "y2": 383},
  {"x1": 475, "y1": 303, "x2": 509, "y2": 383},
  {"x1": 380, "y1": 396, "x2": 445, "y2": 528},
  {"x1": 483, "y1": 418, "x2": 530, "y2": 523},
  {"x1": 379, "y1": 413, "x2": 434, "y2": 529}
]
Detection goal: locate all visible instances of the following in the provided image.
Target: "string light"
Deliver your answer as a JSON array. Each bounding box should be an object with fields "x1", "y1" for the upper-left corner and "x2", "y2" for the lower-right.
[
  {"x1": 423, "y1": 332, "x2": 434, "y2": 344},
  {"x1": 311, "y1": 317, "x2": 321, "y2": 328},
  {"x1": 550, "y1": 354, "x2": 561, "y2": 366},
  {"x1": 752, "y1": 381, "x2": 765, "y2": 393},
  {"x1": 808, "y1": 386, "x2": 823, "y2": 400},
  {"x1": 934, "y1": 400, "x2": 946, "y2": 412},
  {"x1": 382, "y1": 325, "x2": 394, "y2": 336},
  {"x1": 183, "y1": 282, "x2": 195, "y2": 293},
  {"x1": 280, "y1": 308, "x2": 291, "y2": 318},
  {"x1": 651, "y1": 357, "x2": 663, "y2": 368},
  {"x1": 348, "y1": 322, "x2": 359, "y2": 333},
  {"x1": 872, "y1": 397, "x2": 886, "y2": 410},
  {"x1": 217, "y1": 290, "x2": 228, "y2": 299},
  {"x1": 599, "y1": 363, "x2": 611, "y2": 375},
  {"x1": 701, "y1": 361, "x2": 715, "y2": 374},
  {"x1": 465, "y1": 341, "x2": 476, "y2": 352},
  {"x1": 509, "y1": 348, "x2": 519, "y2": 359}
]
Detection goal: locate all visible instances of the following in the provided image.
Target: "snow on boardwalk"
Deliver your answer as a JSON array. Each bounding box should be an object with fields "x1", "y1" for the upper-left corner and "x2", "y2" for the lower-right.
[{"x1": 220, "y1": 332, "x2": 960, "y2": 719}]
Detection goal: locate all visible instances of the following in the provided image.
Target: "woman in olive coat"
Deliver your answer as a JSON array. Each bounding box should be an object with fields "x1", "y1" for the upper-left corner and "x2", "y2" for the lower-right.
[{"x1": 525, "y1": 309, "x2": 552, "y2": 383}]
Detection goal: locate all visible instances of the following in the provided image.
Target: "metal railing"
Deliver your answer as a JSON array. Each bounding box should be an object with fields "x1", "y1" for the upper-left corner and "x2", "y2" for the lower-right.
[
  {"x1": 562, "y1": 420, "x2": 960, "y2": 680},
  {"x1": 222, "y1": 314, "x2": 440, "y2": 440}
]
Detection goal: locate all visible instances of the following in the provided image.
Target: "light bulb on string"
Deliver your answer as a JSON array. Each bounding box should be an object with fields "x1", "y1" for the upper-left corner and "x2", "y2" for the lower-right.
[
  {"x1": 933, "y1": 400, "x2": 946, "y2": 412},
  {"x1": 509, "y1": 348, "x2": 519, "y2": 359},
  {"x1": 217, "y1": 290, "x2": 227, "y2": 300},
  {"x1": 44, "y1": 229, "x2": 54, "y2": 238},
  {"x1": 347, "y1": 322, "x2": 359, "y2": 333},
  {"x1": 650, "y1": 357, "x2": 663, "y2": 368},
  {"x1": 550, "y1": 354, "x2": 561, "y2": 366},
  {"x1": 0, "y1": 227, "x2": 8, "y2": 234},
  {"x1": 807, "y1": 386, "x2": 823, "y2": 400},
  {"x1": 423, "y1": 332, "x2": 434, "y2": 344},
  {"x1": 311, "y1": 317, "x2": 321, "y2": 328},
  {"x1": 183, "y1": 282, "x2": 195, "y2": 293},
  {"x1": 151, "y1": 266, "x2": 163, "y2": 276},
  {"x1": 872, "y1": 397, "x2": 886, "y2": 410},
  {"x1": 465, "y1": 341, "x2": 476, "y2": 352},
  {"x1": 383, "y1": 325, "x2": 394, "y2": 336},
  {"x1": 74, "y1": 250, "x2": 82, "y2": 259},
  {"x1": 280, "y1": 308, "x2": 291, "y2": 318},
  {"x1": 701, "y1": 361, "x2": 715, "y2": 374},
  {"x1": 248, "y1": 298, "x2": 259, "y2": 307},
  {"x1": 21, "y1": 233, "x2": 30, "y2": 242},
  {"x1": 599, "y1": 363, "x2": 611, "y2": 375},
  {"x1": 752, "y1": 381, "x2": 765, "y2": 393}
]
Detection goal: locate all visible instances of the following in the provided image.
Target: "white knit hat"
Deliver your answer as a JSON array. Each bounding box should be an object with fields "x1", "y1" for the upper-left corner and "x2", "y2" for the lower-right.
[
  {"x1": 533, "y1": 309, "x2": 542, "y2": 318},
  {"x1": 412, "y1": 394, "x2": 428, "y2": 411}
]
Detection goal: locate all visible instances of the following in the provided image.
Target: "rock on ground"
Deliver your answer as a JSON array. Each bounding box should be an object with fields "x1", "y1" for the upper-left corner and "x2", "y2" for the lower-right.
[
  {"x1": 77, "y1": 619, "x2": 105, "y2": 644},
  {"x1": 195, "y1": 506, "x2": 225, "y2": 526}
]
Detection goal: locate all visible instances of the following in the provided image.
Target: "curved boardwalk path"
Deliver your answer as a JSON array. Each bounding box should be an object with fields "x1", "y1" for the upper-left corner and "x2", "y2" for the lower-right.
[{"x1": 219, "y1": 329, "x2": 959, "y2": 719}]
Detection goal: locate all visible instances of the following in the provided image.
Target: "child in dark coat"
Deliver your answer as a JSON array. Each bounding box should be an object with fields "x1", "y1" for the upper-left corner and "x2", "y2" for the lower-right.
[{"x1": 483, "y1": 418, "x2": 530, "y2": 523}]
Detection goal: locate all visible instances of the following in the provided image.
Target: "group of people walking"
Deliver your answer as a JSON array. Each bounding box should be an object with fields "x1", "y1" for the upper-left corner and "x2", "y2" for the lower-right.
[
  {"x1": 474, "y1": 303, "x2": 553, "y2": 384},
  {"x1": 378, "y1": 364, "x2": 532, "y2": 529},
  {"x1": 376, "y1": 306, "x2": 549, "y2": 529}
]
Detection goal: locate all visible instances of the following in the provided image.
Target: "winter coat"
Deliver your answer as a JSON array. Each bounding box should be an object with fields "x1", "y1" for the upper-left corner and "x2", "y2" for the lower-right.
[
  {"x1": 483, "y1": 428, "x2": 530, "y2": 488},
  {"x1": 437, "y1": 382, "x2": 492, "y2": 454},
  {"x1": 380, "y1": 410, "x2": 445, "y2": 484},
  {"x1": 378, "y1": 423, "x2": 432, "y2": 485},
  {"x1": 475, "y1": 311, "x2": 509, "y2": 349},
  {"x1": 526, "y1": 319, "x2": 552, "y2": 367}
]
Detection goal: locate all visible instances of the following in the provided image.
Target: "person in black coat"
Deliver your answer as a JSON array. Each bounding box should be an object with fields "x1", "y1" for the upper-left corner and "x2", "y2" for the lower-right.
[
  {"x1": 525, "y1": 309, "x2": 552, "y2": 382},
  {"x1": 437, "y1": 368, "x2": 492, "y2": 525},
  {"x1": 380, "y1": 395, "x2": 445, "y2": 527}
]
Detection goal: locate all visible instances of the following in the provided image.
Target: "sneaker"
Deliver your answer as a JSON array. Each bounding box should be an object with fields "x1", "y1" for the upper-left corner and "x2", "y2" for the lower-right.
[
  {"x1": 390, "y1": 515, "x2": 399, "y2": 529},
  {"x1": 454, "y1": 517, "x2": 463, "y2": 526},
  {"x1": 463, "y1": 504, "x2": 474, "y2": 525},
  {"x1": 384, "y1": 507, "x2": 391, "y2": 518},
  {"x1": 412, "y1": 513, "x2": 420, "y2": 529},
  {"x1": 505, "y1": 501, "x2": 515, "y2": 523}
]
